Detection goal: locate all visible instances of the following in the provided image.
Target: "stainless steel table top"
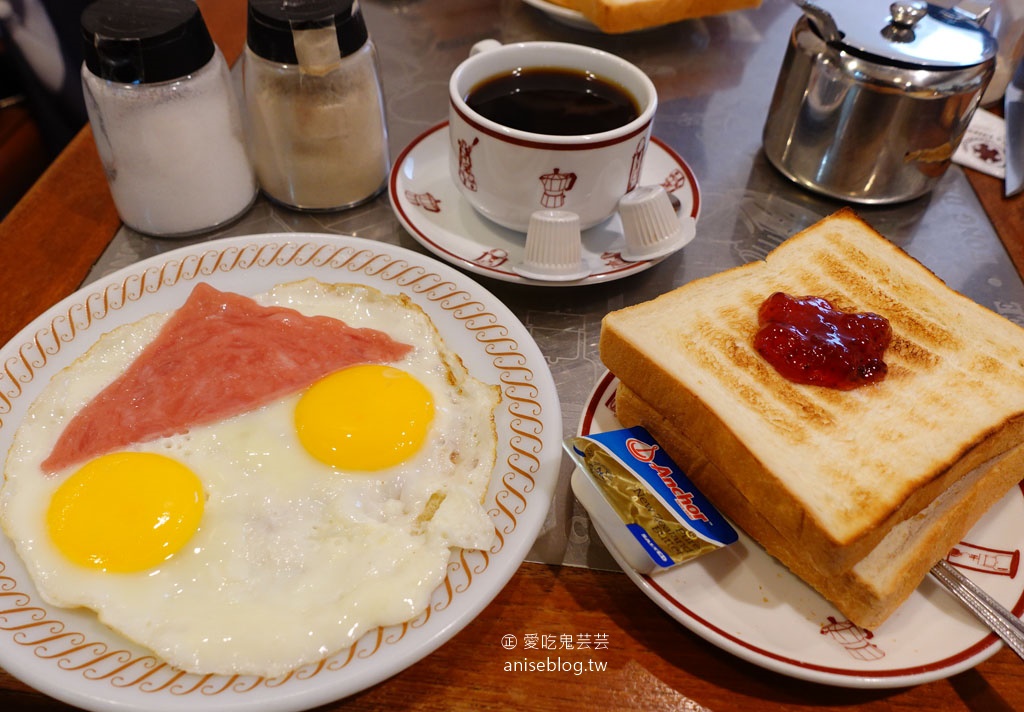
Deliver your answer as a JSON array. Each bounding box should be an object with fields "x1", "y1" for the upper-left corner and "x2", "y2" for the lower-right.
[{"x1": 86, "y1": 0, "x2": 1024, "y2": 571}]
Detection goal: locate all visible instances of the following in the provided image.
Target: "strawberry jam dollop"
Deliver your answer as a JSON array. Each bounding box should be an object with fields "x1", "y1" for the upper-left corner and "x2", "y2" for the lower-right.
[{"x1": 753, "y1": 292, "x2": 892, "y2": 390}]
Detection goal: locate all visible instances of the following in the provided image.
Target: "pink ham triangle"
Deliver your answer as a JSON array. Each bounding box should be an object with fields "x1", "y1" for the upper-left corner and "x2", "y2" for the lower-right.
[{"x1": 41, "y1": 282, "x2": 413, "y2": 473}]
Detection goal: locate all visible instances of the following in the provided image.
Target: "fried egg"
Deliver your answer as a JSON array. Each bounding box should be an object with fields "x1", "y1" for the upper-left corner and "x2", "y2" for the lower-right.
[{"x1": 0, "y1": 279, "x2": 501, "y2": 678}]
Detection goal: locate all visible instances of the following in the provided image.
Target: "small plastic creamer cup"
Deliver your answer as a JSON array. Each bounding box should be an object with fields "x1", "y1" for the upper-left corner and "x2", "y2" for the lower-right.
[
  {"x1": 513, "y1": 209, "x2": 590, "y2": 281},
  {"x1": 448, "y1": 39, "x2": 658, "y2": 233},
  {"x1": 618, "y1": 184, "x2": 696, "y2": 261}
]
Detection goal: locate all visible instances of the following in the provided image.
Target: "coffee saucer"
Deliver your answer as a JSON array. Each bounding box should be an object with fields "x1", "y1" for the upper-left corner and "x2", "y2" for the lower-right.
[{"x1": 388, "y1": 122, "x2": 701, "y2": 287}]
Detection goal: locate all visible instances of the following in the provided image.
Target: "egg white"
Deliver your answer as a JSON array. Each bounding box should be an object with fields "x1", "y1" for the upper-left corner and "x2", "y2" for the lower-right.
[{"x1": 0, "y1": 279, "x2": 500, "y2": 677}]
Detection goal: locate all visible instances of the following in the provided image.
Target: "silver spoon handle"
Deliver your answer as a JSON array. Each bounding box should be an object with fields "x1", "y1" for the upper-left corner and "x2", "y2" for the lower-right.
[{"x1": 930, "y1": 559, "x2": 1024, "y2": 660}]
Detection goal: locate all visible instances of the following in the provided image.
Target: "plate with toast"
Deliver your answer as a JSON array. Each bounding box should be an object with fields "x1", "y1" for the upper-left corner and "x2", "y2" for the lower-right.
[
  {"x1": 578, "y1": 209, "x2": 1024, "y2": 687},
  {"x1": 580, "y1": 371, "x2": 1024, "y2": 687}
]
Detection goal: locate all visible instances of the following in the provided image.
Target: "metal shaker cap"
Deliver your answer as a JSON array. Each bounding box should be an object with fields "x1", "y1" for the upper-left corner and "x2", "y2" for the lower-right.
[
  {"x1": 246, "y1": 0, "x2": 368, "y2": 64},
  {"x1": 80, "y1": 0, "x2": 215, "y2": 84},
  {"x1": 803, "y1": 0, "x2": 996, "y2": 69}
]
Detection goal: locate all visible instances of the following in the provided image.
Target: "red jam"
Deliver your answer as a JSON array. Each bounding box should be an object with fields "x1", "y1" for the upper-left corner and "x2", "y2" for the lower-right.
[{"x1": 753, "y1": 292, "x2": 892, "y2": 390}]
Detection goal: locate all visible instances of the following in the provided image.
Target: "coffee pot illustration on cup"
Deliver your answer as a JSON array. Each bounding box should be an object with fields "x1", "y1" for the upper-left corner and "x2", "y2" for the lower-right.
[
  {"x1": 539, "y1": 168, "x2": 577, "y2": 208},
  {"x1": 458, "y1": 137, "x2": 480, "y2": 191},
  {"x1": 628, "y1": 137, "x2": 646, "y2": 192}
]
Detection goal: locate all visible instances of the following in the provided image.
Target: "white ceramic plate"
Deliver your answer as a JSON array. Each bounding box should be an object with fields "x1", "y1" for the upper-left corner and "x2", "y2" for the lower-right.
[
  {"x1": 0, "y1": 234, "x2": 562, "y2": 711},
  {"x1": 388, "y1": 122, "x2": 701, "y2": 286},
  {"x1": 577, "y1": 371, "x2": 1024, "y2": 688},
  {"x1": 520, "y1": 0, "x2": 600, "y2": 31}
]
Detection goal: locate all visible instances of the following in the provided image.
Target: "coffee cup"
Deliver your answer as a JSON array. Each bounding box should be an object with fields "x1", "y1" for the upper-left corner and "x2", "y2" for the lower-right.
[{"x1": 448, "y1": 40, "x2": 658, "y2": 232}]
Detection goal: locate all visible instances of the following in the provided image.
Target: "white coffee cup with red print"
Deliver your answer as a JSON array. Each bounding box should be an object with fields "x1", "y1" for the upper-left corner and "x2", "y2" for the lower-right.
[{"x1": 448, "y1": 40, "x2": 658, "y2": 233}]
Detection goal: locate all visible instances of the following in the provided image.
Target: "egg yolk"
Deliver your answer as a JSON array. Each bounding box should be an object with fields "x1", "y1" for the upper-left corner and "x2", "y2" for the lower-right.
[
  {"x1": 47, "y1": 452, "x2": 204, "y2": 573},
  {"x1": 295, "y1": 364, "x2": 434, "y2": 471}
]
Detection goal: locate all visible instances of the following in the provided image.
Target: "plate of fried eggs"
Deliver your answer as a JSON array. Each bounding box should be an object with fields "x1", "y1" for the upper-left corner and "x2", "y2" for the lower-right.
[{"x1": 0, "y1": 234, "x2": 561, "y2": 711}]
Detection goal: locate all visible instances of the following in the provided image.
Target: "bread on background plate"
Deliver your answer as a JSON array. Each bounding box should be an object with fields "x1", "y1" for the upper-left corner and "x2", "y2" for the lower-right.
[
  {"x1": 599, "y1": 207, "x2": 1024, "y2": 628},
  {"x1": 550, "y1": 0, "x2": 763, "y2": 33}
]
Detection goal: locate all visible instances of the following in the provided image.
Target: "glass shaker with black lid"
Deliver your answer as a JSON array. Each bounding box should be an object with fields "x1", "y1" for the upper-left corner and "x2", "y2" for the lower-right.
[
  {"x1": 80, "y1": 0, "x2": 257, "y2": 237},
  {"x1": 243, "y1": 0, "x2": 390, "y2": 211}
]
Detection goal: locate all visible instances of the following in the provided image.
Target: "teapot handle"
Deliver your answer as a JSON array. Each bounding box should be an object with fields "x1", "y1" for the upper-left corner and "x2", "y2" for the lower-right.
[
  {"x1": 792, "y1": 0, "x2": 840, "y2": 42},
  {"x1": 957, "y1": 0, "x2": 993, "y2": 25}
]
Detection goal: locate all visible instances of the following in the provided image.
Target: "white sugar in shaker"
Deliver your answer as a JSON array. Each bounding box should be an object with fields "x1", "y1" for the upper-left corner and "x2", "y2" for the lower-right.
[{"x1": 81, "y1": 0, "x2": 257, "y2": 237}]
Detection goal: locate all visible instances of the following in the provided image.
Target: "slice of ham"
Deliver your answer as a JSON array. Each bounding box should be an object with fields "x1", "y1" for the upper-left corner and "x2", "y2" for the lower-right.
[{"x1": 41, "y1": 283, "x2": 413, "y2": 473}]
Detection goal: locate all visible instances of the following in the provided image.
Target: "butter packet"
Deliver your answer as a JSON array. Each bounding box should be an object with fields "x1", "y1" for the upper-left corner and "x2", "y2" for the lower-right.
[{"x1": 565, "y1": 426, "x2": 737, "y2": 573}]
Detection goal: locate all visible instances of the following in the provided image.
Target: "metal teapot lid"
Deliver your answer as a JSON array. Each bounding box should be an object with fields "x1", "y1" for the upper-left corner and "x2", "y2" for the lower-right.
[{"x1": 800, "y1": 0, "x2": 996, "y2": 69}]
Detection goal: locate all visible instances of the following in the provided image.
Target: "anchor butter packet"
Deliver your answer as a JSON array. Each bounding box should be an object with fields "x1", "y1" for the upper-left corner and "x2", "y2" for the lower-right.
[{"x1": 565, "y1": 426, "x2": 737, "y2": 574}]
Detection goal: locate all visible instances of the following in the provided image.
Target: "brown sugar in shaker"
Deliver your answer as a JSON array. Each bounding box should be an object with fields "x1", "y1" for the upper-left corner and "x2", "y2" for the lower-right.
[{"x1": 243, "y1": 0, "x2": 390, "y2": 211}]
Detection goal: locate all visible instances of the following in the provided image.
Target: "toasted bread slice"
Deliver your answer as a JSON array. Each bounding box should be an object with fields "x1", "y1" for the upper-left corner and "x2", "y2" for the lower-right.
[
  {"x1": 616, "y1": 384, "x2": 1024, "y2": 628},
  {"x1": 572, "y1": 0, "x2": 762, "y2": 34},
  {"x1": 599, "y1": 208, "x2": 1024, "y2": 577}
]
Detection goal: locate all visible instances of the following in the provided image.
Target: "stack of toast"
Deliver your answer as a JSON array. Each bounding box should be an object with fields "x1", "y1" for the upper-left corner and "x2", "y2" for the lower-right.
[{"x1": 599, "y1": 208, "x2": 1024, "y2": 628}]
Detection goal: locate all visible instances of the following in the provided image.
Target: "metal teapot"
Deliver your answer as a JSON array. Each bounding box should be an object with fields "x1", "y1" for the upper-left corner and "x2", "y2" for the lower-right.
[{"x1": 762, "y1": 0, "x2": 997, "y2": 203}]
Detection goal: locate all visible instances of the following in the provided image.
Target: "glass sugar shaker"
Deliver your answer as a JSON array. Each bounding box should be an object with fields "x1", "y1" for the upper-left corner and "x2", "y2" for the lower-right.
[
  {"x1": 243, "y1": 0, "x2": 390, "y2": 211},
  {"x1": 80, "y1": 0, "x2": 257, "y2": 237}
]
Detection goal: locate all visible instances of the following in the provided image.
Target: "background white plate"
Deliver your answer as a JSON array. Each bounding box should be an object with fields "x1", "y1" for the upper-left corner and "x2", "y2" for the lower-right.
[
  {"x1": 388, "y1": 122, "x2": 701, "y2": 286},
  {"x1": 0, "y1": 234, "x2": 562, "y2": 711},
  {"x1": 520, "y1": 0, "x2": 600, "y2": 31},
  {"x1": 577, "y1": 371, "x2": 1024, "y2": 688}
]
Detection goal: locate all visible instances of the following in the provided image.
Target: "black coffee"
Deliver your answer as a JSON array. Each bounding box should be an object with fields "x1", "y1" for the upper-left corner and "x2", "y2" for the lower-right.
[{"x1": 465, "y1": 68, "x2": 640, "y2": 136}]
